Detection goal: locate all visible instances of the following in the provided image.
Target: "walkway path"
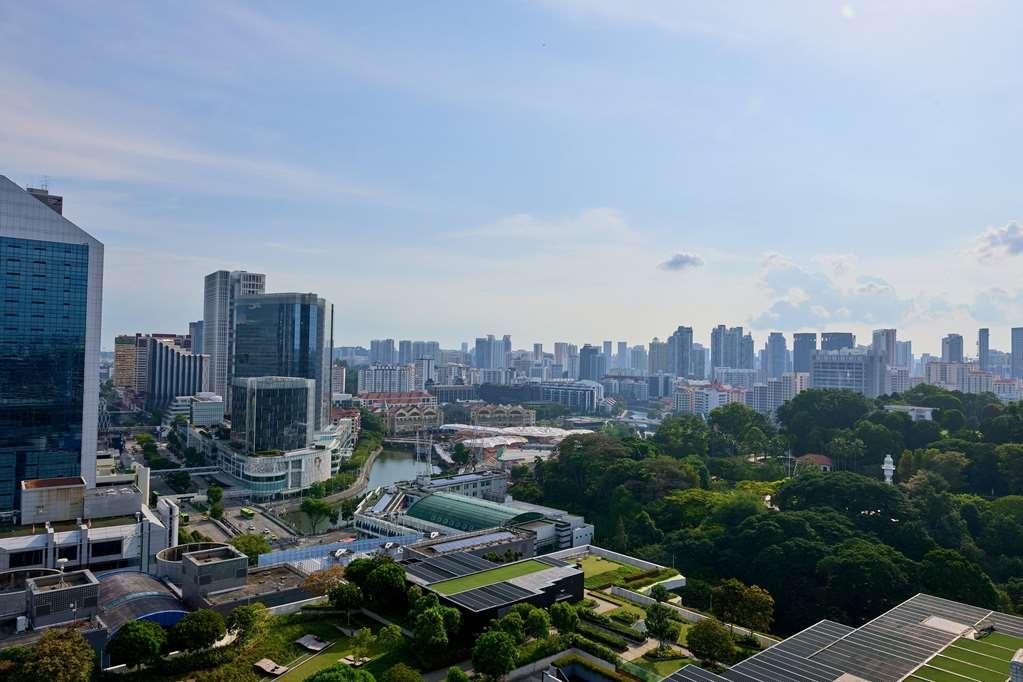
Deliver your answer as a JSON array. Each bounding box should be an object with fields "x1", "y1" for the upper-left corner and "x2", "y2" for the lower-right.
[{"x1": 281, "y1": 446, "x2": 383, "y2": 512}]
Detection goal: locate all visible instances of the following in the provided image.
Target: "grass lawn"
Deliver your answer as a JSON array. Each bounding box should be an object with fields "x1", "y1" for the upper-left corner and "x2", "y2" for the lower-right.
[
  {"x1": 430, "y1": 559, "x2": 550, "y2": 595},
  {"x1": 906, "y1": 632, "x2": 1023, "y2": 682},
  {"x1": 277, "y1": 626, "x2": 413, "y2": 682},
  {"x1": 979, "y1": 631, "x2": 1023, "y2": 651},
  {"x1": 579, "y1": 555, "x2": 635, "y2": 577},
  {"x1": 925, "y1": 654, "x2": 1006, "y2": 682},
  {"x1": 633, "y1": 655, "x2": 693, "y2": 677}
]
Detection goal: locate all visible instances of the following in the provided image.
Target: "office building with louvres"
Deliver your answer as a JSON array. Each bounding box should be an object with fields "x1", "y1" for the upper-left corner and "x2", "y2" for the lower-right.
[{"x1": 203, "y1": 269, "x2": 265, "y2": 402}]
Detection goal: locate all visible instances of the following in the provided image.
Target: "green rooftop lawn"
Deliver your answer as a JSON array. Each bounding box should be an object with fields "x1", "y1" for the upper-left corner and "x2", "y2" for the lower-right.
[
  {"x1": 943, "y1": 644, "x2": 1010, "y2": 673},
  {"x1": 978, "y1": 631, "x2": 1023, "y2": 651},
  {"x1": 929, "y1": 653, "x2": 1005, "y2": 682},
  {"x1": 430, "y1": 559, "x2": 550, "y2": 595},
  {"x1": 578, "y1": 555, "x2": 635, "y2": 578}
]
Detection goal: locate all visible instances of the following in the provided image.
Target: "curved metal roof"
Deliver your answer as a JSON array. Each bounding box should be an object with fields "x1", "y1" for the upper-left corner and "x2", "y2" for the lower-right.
[
  {"x1": 404, "y1": 492, "x2": 543, "y2": 532},
  {"x1": 98, "y1": 571, "x2": 186, "y2": 634}
]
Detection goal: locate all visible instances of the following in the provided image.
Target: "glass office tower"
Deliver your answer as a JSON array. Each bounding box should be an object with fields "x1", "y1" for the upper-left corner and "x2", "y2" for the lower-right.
[
  {"x1": 0, "y1": 177, "x2": 103, "y2": 514},
  {"x1": 232, "y1": 293, "x2": 333, "y2": 430}
]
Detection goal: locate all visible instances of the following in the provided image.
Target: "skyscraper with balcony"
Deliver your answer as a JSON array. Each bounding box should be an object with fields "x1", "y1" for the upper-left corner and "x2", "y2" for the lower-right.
[
  {"x1": 203, "y1": 269, "x2": 265, "y2": 402},
  {"x1": 233, "y1": 292, "x2": 333, "y2": 429},
  {"x1": 0, "y1": 177, "x2": 103, "y2": 512},
  {"x1": 668, "y1": 326, "x2": 693, "y2": 377},
  {"x1": 872, "y1": 329, "x2": 897, "y2": 366}
]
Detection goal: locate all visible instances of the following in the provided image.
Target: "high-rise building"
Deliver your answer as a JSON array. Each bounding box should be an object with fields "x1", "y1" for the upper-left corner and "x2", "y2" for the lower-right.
[
  {"x1": 230, "y1": 376, "x2": 316, "y2": 454},
  {"x1": 553, "y1": 342, "x2": 571, "y2": 368},
  {"x1": 765, "y1": 332, "x2": 787, "y2": 379},
  {"x1": 370, "y1": 339, "x2": 396, "y2": 365},
  {"x1": 203, "y1": 269, "x2": 265, "y2": 402},
  {"x1": 740, "y1": 333, "x2": 755, "y2": 370},
  {"x1": 533, "y1": 343, "x2": 544, "y2": 364},
  {"x1": 579, "y1": 344, "x2": 605, "y2": 381},
  {"x1": 616, "y1": 341, "x2": 628, "y2": 369},
  {"x1": 810, "y1": 348, "x2": 888, "y2": 398},
  {"x1": 793, "y1": 333, "x2": 817, "y2": 374},
  {"x1": 648, "y1": 338, "x2": 669, "y2": 374},
  {"x1": 630, "y1": 345, "x2": 648, "y2": 374},
  {"x1": 233, "y1": 292, "x2": 333, "y2": 429},
  {"x1": 146, "y1": 336, "x2": 209, "y2": 405},
  {"x1": 711, "y1": 325, "x2": 745, "y2": 369},
  {"x1": 331, "y1": 362, "x2": 347, "y2": 396},
  {"x1": 895, "y1": 340, "x2": 913, "y2": 370},
  {"x1": 872, "y1": 329, "x2": 897, "y2": 366},
  {"x1": 189, "y1": 320, "x2": 204, "y2": 355},
  {"x1": 502, "y1": 335, "x2": 512, "y2": 367},
  {"x1": 414, "y1": 357, "x2": 436, "y2": 391},
  {"x1": 398, "y1": 340, "x2": 413, "y2": 365},
  {"x1": 358, "y1": 365, "x2": 413, "y2": 393},
  {"x1": 668, "y1": 326, "x2": 693, "y2": 377},
  {"x1": 474, "y1": 335, "x2": 502, "y2": 370},
  {"x1": 0, "y1": 177, "x2": 103, "y2": 510},
  {"x1": 603, "y1": 341, "x2": 613, "y2": 360},
  {"x1": 978, "y1": 328, "x2": 990, "y2": 371},
  {"x1": 821, "y1": 332, "x2": 855, "y2": 351},
  {"x1": 691, "y1": 343, "x2": 707, "y2": 380},
  {"x1": 942, "y1": 333, "x2": 964, "y2": 364},
  {"x1": 1014, "y1": 328, "x2": 1023, "y2": 380}
]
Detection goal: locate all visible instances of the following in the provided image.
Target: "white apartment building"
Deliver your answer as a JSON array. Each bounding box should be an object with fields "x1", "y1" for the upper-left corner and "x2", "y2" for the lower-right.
[{"x1": 358, "y1": 364, "x2": 413, "y2": 394}]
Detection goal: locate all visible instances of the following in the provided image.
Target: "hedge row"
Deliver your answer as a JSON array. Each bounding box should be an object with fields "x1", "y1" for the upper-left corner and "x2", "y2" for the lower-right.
[
  {"x1": 576, "y1": 622, "x2": 630, "y2": 652},
  {"x1": 579, "y1": 609, "x2": 645, "y2": 642}
]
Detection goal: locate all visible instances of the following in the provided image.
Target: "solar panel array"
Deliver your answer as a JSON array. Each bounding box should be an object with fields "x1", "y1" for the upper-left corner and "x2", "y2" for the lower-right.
[
  {"x1": 808, "y1": 594, "x2": 986, "y2": 680},
  {"x1": 403, "y1": 552, "x2": 496, "y2": 584},
  {"x1": 445, "y1": 580, "x2": 534, "y2": 612},
  {"x1": 428, "y1": 530, "x2": 516, "y2": 554},
  {"x1": 669, "y1": 594, "x2": 1022, "y2": 682},
  {"x1": 722, "y1": 620, "x2": 853, "y2": 682}
]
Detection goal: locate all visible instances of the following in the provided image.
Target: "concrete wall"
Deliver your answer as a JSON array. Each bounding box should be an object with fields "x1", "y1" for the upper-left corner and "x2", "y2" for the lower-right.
[
  {"x1": 506, "y1": 648, "x2": 615, "y2": 681},
  {"x1": 609, "y1": 586, "x2": 779, "y2": 649},
  {"x1": 546, "y1": 545, "x2": 664, "y2": 572}
]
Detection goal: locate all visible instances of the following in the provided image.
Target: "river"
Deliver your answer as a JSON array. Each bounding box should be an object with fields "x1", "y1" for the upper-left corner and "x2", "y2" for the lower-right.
[{"x1": 365, "y1": 449, "x2": 439, "y2": 490}]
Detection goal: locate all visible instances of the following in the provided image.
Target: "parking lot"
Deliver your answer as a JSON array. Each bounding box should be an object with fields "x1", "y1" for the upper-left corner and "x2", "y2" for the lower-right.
[{"x1": 223, "y1": 505, "x2": 294, "y2": 544}]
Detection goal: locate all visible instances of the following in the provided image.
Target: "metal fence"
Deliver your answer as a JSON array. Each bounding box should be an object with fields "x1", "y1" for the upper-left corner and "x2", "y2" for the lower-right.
[{"x1": 256, "y1": 533, "x2": 423, "y2": 567}]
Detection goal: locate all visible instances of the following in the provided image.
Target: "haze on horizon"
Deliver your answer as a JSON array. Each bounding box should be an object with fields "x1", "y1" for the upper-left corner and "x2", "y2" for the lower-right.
[{"x1": 3, "y1": 1, "x2": 1023, "y2": 354}]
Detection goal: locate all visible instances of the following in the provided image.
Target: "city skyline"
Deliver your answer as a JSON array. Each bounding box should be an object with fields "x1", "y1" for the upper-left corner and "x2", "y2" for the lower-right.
[{"x1": 4, "y1": 3, "x2": 1023, "y2": 354}]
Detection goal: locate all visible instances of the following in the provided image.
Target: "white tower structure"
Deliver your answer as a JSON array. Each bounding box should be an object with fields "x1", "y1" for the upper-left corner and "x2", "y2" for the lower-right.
[{"x1": 882, "y1": 454, "x2": 895, "y2": 485}]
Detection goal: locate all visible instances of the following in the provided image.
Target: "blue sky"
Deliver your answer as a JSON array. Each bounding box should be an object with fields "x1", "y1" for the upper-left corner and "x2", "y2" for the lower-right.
[{"x1": 3, "y1": 1, "x2": 1023, "y2": 354}]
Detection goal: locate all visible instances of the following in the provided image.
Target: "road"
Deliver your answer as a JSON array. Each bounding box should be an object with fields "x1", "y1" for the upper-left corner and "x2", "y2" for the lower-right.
[{"x1": 279, "y1": 446, "x2": 383, "y2": 512}]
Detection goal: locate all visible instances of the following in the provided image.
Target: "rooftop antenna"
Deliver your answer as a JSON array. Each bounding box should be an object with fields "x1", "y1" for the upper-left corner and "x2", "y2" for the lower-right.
[
  {"x1": 56, "y1": 557, "x2": 69, "y2": 588},
  {"x1": 40, "y1": 175, "x2": 50, "y2": 191}
]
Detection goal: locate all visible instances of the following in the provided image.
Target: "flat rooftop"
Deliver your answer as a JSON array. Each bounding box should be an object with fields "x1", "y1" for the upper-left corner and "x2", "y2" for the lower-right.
[
  {"x1": 430, "y1": 559, "x2": 550, "y2": 595},
  {"x1": 0, "y1": 514, "x2": 140, "y2": 539},
  {"x1": 186, "y1": 546, "x2": 246, "y2": 564},
  {"x1": 29, "y1": 571, "x2": 97, "y2": 592},
  {"x1": 22, "y1": 476, "x2": 85, "y2": 489},
  {"x1": 204, "y1": 565, "x2": 305, "y2": 605}
]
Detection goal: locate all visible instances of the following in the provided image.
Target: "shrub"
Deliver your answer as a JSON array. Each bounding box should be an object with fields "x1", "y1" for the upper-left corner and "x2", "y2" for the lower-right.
[{"x1": 576, "y1": 623, "x2": 629, "y2": 652}]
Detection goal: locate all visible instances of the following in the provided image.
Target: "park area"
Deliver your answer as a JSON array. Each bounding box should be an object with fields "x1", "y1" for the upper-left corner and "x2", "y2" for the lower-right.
[
  {"x1": 907, "y1": 632, "x2": 1023, "y2": 682},
  {"x1": 429, "y1": 559, "x2": 550, "y2": 595}
]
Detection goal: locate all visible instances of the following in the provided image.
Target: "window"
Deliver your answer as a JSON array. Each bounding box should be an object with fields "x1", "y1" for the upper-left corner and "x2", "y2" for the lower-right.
[
  {"x1": 9, "y1": 549, "x2": 43, "y2": 568},
  {"x1": 91, "y1": 539, "x2": 122, "y2": 557},
  {"x1": 57, "y1": 545, "x2": 78, "y2": 561}
]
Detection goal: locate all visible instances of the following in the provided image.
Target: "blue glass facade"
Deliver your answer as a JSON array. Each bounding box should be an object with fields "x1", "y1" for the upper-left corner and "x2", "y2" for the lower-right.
[{"x1": 0, "y1": 236, "x2": 89, "y2": 511}]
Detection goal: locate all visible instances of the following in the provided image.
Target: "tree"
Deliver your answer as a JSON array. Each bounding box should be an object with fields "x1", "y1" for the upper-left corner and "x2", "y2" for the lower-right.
[
  {"x1": 19, "y1": 627, "x2": 95, "y2": 682},
  {"x1": 525, "y1": 608, "x2": 551, "y2": 639},
  {"x1": 686, "y1": 619, "x2": 735, "y2": 665},
  {"x1": 736, "y1": 585, "x2": 774, "y2": 633},
  {"x1": 307, "y1": 664, "x2": 378, "y2": 682},
  {"x1": 446, "y1": 667, "x2": 471, "y2": 682},
  {"x1": 210, "y1": 500, "x2": 224, "y2": 520},
  {"x1": 775, "y1": 389, "x2": 873, "y2": 454},
  {"x1": 165, "y1": 470, "x2": 191, "y2": 492},
  {"x1": 207, "y1": 485, "x2": 223, "y2": 505},
  {"x1": 169, "y1": 609, "x2": 227, "y2": 652},
  {"x1": 654, "y1": 414, "x2": 710, "y2": 459},
  {"x1": 650, "y1": 584, "x2": 670, "y2": 603},
  {"x1": 226, "y1": 603, "x2": 267, "y2": 638},
  {"x1": 413, "y1": 608, "x2": 448, "y2": 651},
  {"x1": 351, "y1": 627, "x2": 376, "y2": 664},
  {"x1": 377, "y1": 624, "x2": 403, "y2": 650},
  {"x1": 472, "y1": 630, "x2": 518, "y2": 681},
  {"x1": 498, "y1": 612, "x2": 525, "y2": 644},
  {"x1": 710, "y1": 578, "x2": 746, "y2": 630},
  {"x1": 364, "y1": 562, "x2": 407, "y2": 610},
  {"x1": 816, "y1": 539, "x2": 916, "y2": 625},
  {"x1": 381, "y1": 664, "x2": 423, "y2": 682},
  {"x1": 550, "y1": 602, "x2": 579, "y2": 633},
  {"x1": 302, "y1": 497, "x2": 334, "y2": 533},
  {"x1": 645, "y1": 603, "x2": 681, "y2": 652},
  {"x1": 106, "y1": 620, "x2": 166, "y2": 669},
  {"x1": 920, "y1": 548, "x2": 1000, "y2": 609},
  {"x1": 231, "y1": 533, "x2": 271, "y2": 565},
  {"x1": 304, "y1": 565, "x2": 347, "y2": 596},
  {"x1": 330, "y1": 582, "x2": 364, "y2": 626}
]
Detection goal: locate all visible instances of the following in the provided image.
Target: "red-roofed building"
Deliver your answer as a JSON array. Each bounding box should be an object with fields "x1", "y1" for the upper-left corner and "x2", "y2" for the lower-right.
[{"x1": 796, "y1": 453, "x2": 833, "y2": 472}]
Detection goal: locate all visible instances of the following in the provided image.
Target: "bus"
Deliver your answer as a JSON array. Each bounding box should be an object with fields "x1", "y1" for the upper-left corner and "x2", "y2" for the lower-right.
[{"x1": 240, "y1": 507, "x2": 256, "y2": 520}]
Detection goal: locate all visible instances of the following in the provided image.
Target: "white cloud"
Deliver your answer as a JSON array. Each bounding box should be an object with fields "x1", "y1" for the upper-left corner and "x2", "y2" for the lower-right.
[{"x1": 971, "y1": 221, "x2": 1023, "y2": 261}]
